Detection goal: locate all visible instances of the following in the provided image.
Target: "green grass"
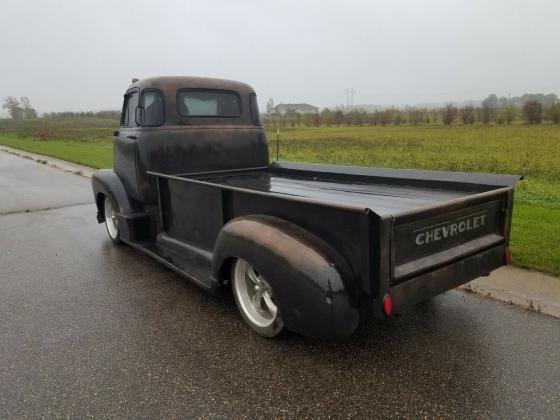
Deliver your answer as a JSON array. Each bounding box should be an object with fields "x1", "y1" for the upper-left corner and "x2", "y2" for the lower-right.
[
  {"x1": 1, "y1": 119, "x2": 558, "y2": 275},
  {"x1": 0, "y1": 118, "x2": 115, "y2": 168},
  {"x1": 510, "y1": 204, "x2": 560, "y2": 273},
  {"x1": 0, "y1": 134, "x2": 113, "y2": 168}
]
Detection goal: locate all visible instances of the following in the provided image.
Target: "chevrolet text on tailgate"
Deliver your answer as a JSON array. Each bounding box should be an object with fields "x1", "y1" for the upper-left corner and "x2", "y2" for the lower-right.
[{"x1": 91, "y1": 76, "x2": 521, "y2": 339}]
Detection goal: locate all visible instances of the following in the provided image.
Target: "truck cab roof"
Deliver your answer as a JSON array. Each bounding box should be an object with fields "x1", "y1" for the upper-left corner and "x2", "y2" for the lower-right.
[
  {"x1": 125, "y1": 76, "x2": 259, "y2": 126},
  {"x1": 128, "y1": 76, "x2": 256, "y2": 95}
]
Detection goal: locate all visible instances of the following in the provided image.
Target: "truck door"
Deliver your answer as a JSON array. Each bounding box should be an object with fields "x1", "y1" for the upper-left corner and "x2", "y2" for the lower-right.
[{"x1": 114, "y1": 89, "x2": 140, "y2": 200}]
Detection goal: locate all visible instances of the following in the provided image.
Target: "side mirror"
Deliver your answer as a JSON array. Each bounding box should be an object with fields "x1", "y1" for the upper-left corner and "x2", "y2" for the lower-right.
[{"x1": 135, "y1": 106, "x2": 144, "y2": 126}]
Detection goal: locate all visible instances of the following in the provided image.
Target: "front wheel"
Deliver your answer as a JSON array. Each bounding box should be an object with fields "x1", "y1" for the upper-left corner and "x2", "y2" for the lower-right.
[
  {"x1": 103, "y1": 196, "x2": 121, "y2": 244},
  {"x1": 232, "y1": 258, "x2": 284, "y2": 338}
]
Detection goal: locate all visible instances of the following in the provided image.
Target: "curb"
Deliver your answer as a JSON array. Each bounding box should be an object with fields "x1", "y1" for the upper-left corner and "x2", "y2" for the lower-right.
[
  {"x1": 0, "y1": 145, "x2": 96, "y2": 179},
  {"x1": 461, "y1": 266, "x2": 560, "y2": 319},
  {"x1": 2, "y1": 145, "x2": 559, "y2": 319}
]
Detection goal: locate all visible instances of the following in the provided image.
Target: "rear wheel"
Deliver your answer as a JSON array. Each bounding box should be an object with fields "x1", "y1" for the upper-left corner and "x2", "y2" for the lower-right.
[
  {"x1": 232, "y1": 258, "x2": 284, "y2": 338},
  {"x1": 103, "y1": 196, "x2": 121, "y2": 244}
]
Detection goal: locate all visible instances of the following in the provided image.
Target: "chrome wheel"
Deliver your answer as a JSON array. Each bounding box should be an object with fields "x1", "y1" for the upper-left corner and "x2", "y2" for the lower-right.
[
  {"x1": 232, "y1": 258, "x2": 284, "y2": 337},
  {"x1": 104, "y1": 196, "x2": 119, "y2": 241}
]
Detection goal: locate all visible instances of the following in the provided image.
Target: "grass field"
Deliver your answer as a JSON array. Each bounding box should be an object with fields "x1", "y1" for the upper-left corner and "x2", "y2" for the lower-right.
[{"x1": 1, "y1": 118, "x2": 559, "y2": 275}]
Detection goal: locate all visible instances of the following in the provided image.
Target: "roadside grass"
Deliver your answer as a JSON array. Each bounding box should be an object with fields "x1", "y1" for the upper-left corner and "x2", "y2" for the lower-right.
[
  {"x1": 510, "y1": 204, "x2": 560, "y2": 274},
  {"x1": 1, "y1": 120, "x2": 558, "y2": 275},
  {"x1": 0, "y1": 134, "x2": 113, "y2": 168}
]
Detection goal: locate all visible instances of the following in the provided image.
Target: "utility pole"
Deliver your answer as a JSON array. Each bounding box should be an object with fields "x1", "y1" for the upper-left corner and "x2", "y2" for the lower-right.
[{"x1": 345, "y1": 88, "x2": 355, "y2": 113}]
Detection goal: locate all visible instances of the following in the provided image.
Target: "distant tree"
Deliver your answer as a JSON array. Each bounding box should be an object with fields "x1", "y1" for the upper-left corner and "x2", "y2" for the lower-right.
[
  {"x1": 372, "y1": 110, "x2": 382, "y2": 125},
  {"x1": 503, "y1": 104, "x2": 517, "y2": 125},
  {"x1": 393, "y1": 111, "x2": 403, "y2": 125},
  {"x1": 408, "y1": 108, "x2": 424, "y2": 125},
  {"x1": 20, "y1": 97, "x2": 37, "y2": 119},
  {"x1": 482, "y1": 94, "x2": 499, "y2": 109},
  {"x1": 265, "y1": 98, "x2": 274, "y2": 114},
  {"x1": 3, "y1": 96, "x2": 24, "y2": 119},
  {"x1": 517, "y1": 93, "x2": 558, "y2": 108},
  {"x1": 522, "y1": 100, "x2": 543, "y2": 124},
  {"x1": 380, "y1": 109, "x2": 393, "y2": 126},
  {"x1": 460, "y1": 105, "x2": 476, "y2": 125},
  {"x1": 430, "y1": 110, "x2": 440, "y2": 124},
  {"x1": 348, "y1": 109, "x2": 366, "y2": 126},
  {"x1": 295, "y1": 111, "x2": 302, "y2": 127},
  {"x1": 321, "y1": 108, "x2": 334, "y2": 126},
  {"x1": 366, "y1": 111, "x2": 377, "y2": 126},
  {"x1": 345, "y1": 111, "x2": 353, "y2": 126},
  {"x1": 312, "y1": 113, "x2": 321, "y2": 127},
  {"x1": 333, "y1": 110, "x2": 344, "y2": 126},
  {"x1": 545, "y1": 102, "x2": 560, "y2": 124},
  {"x1": 441, "y1": 103, "x2": 458, "y2": 125},
  {"x1": 479, "y1": 105, "x2": 493, "y2": 124},
  {"x1": 302, "y1": 113, "x2": 313, "y2": 126},
  {"x1": 480, "y1": 95, "x2": 498, "y2": 124}
]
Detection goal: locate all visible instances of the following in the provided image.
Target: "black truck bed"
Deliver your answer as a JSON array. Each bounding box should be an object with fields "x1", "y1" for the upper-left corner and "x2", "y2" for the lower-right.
[
  {"x1": 197, "y1": 170, "x2": 473, "y2": 216},
  {"x1": 181, "y1": 161, "x2": 519, "y2": 217}
]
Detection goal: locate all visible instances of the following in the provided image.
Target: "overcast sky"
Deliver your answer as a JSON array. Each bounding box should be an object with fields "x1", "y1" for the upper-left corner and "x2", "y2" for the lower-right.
[{"x1": 1, "y1": 0, "x2": 559, "y2": 116}]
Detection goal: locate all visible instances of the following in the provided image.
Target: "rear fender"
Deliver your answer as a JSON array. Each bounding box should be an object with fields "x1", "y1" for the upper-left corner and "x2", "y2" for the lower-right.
[{"x1": 212, "y1": 215, "x2": 360, "y2": 339}]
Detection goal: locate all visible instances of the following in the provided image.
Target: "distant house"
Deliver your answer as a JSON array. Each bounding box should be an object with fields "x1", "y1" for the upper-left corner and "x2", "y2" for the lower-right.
[{"x1": 274, "y1": 103, "x2": 319, "y2": 115}]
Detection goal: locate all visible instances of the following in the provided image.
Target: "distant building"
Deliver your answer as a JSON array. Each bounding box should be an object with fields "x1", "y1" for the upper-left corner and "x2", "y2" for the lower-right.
[{"x1": 274, "y1": 103, "x2": 319, "y2": 115}]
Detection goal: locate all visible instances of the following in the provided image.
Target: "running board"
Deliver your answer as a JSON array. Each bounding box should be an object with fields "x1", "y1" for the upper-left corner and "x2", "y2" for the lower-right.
[{"x1": 122, "y1": 238, "x2": 218, "y2": 293}]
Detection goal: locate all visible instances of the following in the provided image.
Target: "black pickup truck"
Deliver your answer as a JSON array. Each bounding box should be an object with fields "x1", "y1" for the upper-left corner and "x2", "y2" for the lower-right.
[{"x1": 92, "y1": 76, "x2": 520, "y2": 339}]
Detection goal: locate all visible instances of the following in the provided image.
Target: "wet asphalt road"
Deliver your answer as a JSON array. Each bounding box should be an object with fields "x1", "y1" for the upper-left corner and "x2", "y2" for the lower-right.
[{"x1": 1, "y1": 151, "x2": 560, "y2": 419}]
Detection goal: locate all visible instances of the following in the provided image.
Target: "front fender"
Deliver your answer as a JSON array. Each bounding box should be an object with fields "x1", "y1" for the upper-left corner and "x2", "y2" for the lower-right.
[
  {"x1": 91, "y1": 170, "x2": 149, "y2": 243},
  {"x1": 213, "y1": 215, "x2": 360, "y2": 339}
]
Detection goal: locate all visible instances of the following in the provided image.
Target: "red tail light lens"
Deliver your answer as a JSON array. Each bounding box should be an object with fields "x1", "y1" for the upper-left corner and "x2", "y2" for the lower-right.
[
  {"x1": 383, "y1": 295, "x2": 393, "y2": 317},
  {"x1": 504, "y1": 247, "x2": 512, "y2": 265}
]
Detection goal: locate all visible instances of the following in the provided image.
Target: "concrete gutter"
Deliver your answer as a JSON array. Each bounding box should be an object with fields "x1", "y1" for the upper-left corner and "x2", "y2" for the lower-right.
[
  {"x1": 462, "y1": 266, "x2": 560, "y2": 318},
  {"x1": 0, "y1": 145, "x2": 95, "y2": 178},
  {"x1": 2, "y1": 144, "x2": 559, "y2": 319}
]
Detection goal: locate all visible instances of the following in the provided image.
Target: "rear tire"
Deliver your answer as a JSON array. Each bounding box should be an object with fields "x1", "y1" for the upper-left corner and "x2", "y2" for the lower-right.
[
  {"x1": 103, "y1": 195, "x2": 121, "y2": 244},
  {"x1": 231, "y1": 258, "x2": 284, "y2": 338}
]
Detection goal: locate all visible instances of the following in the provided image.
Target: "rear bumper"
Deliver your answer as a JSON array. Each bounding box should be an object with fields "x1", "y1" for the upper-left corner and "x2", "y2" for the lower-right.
[{"x1": 389, "y1": 245, "x2": 505, "y2": 313}]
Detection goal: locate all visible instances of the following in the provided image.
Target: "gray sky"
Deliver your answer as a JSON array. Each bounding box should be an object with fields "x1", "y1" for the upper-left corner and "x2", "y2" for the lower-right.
[{"x1": 1, "y1": 0, "x2": 559, "y2": 116}]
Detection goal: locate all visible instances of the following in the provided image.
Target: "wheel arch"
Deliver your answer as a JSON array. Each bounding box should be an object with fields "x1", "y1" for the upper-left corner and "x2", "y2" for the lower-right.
[
  {"x1": 212, "y1": 214, "x2": 360, "y2": 339},
  {"x1": 91, "y1": 169, "x2": 137, "y2": 223}
]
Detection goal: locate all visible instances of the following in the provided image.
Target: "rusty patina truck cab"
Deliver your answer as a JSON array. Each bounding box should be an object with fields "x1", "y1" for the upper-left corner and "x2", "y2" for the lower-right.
[{"x1": 92, "y1": 76, "x2": 521, "y2": 339}]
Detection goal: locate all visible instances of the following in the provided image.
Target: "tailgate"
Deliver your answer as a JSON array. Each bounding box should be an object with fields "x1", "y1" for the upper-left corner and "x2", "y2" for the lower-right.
[{"x1": 391, "y1": 190, "x2": 509, "y2": 283}]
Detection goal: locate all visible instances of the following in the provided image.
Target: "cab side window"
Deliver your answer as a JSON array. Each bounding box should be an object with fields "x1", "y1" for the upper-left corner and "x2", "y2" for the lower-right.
[
  {"x1": 142, "y1": 91, "x2": 164, "y2": 126},
  {"x1": 121, "y1": 90, "x2": 139, "y2": 127}
]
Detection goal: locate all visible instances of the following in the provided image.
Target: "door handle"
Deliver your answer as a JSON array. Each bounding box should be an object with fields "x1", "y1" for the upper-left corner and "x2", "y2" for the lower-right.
[{"x1": 127, "y1": 135, "x2": 137, "y2": 140}]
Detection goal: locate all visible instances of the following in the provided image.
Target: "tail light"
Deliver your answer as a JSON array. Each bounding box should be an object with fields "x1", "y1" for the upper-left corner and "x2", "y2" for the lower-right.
[
  {"x1": 382, "y1": 295, "x2": 393, "y2": 317},
  {"x1": 504, "y1": 247, "x2": 512, "y2": 265}
]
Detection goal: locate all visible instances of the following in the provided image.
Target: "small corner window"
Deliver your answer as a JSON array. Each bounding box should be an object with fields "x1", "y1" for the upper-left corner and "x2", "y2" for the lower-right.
[
  {"x1": 177, "y1": 90, "x2": 240, "y2": 117},
  {"x1": 249, "y1": 93, "x2": 262, "y2": 126},
  {"x1": 142, "y1": 90, "x2": 164, "y2": 126},
  {"x1": 121, "y1": 90, "x2": 139, "y2": 127}
]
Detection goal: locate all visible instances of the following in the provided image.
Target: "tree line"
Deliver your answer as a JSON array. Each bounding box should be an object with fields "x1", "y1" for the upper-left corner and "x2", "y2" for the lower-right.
[
  {"x1": 41, "y1": 110, "x2": 121, "y2": 119},
  {"x1": 2, "y1": 96, "x2": 120, "y2": 120},
  {"x1": 4, "y1": 93, "x2": 560, "y2": 126},
  {"x1": 264, "y1": 93, "x2": 560, "y2": 127}
]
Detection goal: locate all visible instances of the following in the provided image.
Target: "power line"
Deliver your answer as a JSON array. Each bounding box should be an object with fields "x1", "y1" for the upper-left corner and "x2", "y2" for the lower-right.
[{"x1": 345, "y1": 88, "x2": 355, "y2": 112}]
